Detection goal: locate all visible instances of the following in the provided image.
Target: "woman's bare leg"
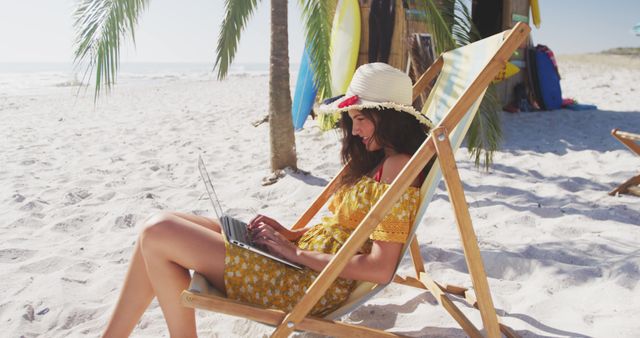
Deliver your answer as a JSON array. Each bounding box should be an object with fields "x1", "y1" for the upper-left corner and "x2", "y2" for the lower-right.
[
  {"x1": 102, "y1": 239, "x2": 154, "y2": 338},
  {"x1": 102, "y1": 212, "x2": 222, "y2": 338},
  {"x1": 172, "y1": 212, "x2": 222, "y2": 233},
  {"x1": 139, "y1": 213, "x2": 227, "y2": 336}
]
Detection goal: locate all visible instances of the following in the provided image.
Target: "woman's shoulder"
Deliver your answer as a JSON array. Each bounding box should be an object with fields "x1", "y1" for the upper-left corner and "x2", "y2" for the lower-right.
[{"x1": 379, "y1": 154, "x2": 412, "y2": 184}]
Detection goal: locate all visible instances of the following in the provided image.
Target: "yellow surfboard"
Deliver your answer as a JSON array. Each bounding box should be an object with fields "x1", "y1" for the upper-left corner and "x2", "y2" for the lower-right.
[
  {"x1": 530, "y1": 0, "x2": 541, "y2": 28},
  {"x1": 329, "y1": 0, "x2": 361, "y2": 96},
  {"x1": 492, "y1": 61, "x2": 520, "y2": 83}
]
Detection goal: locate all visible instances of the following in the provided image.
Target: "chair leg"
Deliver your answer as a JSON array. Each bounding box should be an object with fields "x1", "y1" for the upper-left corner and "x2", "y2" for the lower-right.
[
  {"x1": 612, "y1": 128, "x2": 640, "y2": 155},
  {"x1": 394, "y1": 272, "x2": 520, "y2": 338},
  {"x1": 432, "y1": 127, "x2": 501, "y2": 338},
  {"x1": 419, "y1": 272, "x2": 484, "y2": 338},
  {"x1": 409, "y1": 236, "x2": 425, "y2": 277},
  {"x1": 609, "y1": 174, "x2": 640, "y2": 196}
]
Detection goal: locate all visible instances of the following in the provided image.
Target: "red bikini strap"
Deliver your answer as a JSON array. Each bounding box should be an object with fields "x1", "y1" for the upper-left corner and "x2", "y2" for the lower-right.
[{"x1": 373, "y1": 162, "x2": 384, "y2": 182}]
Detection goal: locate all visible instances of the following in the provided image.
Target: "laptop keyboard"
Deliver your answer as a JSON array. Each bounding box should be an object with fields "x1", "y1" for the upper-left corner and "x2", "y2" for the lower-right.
[{"x1": 224, "y1": 216, "x2": 251, "y2": 244}]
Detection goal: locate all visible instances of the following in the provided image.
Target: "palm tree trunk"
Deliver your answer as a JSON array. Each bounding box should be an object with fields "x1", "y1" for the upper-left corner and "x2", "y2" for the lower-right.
[{"x1": 269, "y1": 0, "x2": 297, "y2": 171}]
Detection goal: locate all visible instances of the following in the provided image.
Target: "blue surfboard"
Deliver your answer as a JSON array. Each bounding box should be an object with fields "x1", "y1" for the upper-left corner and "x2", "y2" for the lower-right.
[
  {"x1": 535, "y1": 49, "x2": 562, "y2": 110},
  {"x1": 292, "y1": 47, "x2": 318, "y2": 130}
]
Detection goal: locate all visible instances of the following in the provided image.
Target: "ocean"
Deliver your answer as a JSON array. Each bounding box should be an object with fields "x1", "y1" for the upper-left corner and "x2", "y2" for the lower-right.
[{"x1": 0, "y1": 62, "x2": 276, "y2": 96}]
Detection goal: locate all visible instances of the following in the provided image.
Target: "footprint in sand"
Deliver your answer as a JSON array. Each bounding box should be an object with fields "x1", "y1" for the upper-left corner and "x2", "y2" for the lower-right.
[
  {"x1": 7, "y1": 217, "x2": 45, "y2": 229},
  {"x1": 0, "y1": 248, "x2": 36, "y2": 263},
  {"x1": 113, "y1": 214, "x2": 138, "y2": 229},
  {"x1": 63, "y1": 188, "x2": 91, "y2": 205},
  {"x1": 19, "y1": 200, "x2": 48, "y2": 212},
  {"x1": 60, "y1": 308, "x2": 99, "y2": 330},
  {"x1": 52, "y1": 216, "x2": 87, "y2": 233}
]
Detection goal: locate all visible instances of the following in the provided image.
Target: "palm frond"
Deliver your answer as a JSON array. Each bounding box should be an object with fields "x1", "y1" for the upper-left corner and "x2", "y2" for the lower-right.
[
  {"x1": 73, "y1": 0, "x2": 149, "y2": 98},
  {"x1": 416, "y1": 0, "x2": 457, "y2": 54},
  {"x1": 417, "y1": 0, "x2": 504, "y2": 169},
  {"x1": 298, "y1": 0, "x2": 334, "y2": 99},
  {"x1": 466, "y1": 86, "x2": 502, "y2": 169},
  {"x1": 448, "y1": 1, "x2": 481, "y2": 46},
  {"x1": 215, "y1": 0, "x2": 260, "y2": 80}
]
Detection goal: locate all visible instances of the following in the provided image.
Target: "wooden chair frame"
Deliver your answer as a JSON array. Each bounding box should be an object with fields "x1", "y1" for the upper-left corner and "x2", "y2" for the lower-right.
[
  {"x1": 609, "y1": 129, "x2": 640, "y2": 196},
  {"x1": 181, "y1": 22, "x2": 531, "y2": 338}
]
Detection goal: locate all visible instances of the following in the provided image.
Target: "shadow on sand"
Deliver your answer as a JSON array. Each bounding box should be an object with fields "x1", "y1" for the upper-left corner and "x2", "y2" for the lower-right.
[
  {"x1": 322, "y1": 290, "x2": 593, "y2": 337},
  {"x1": 499, "y1": 109, "x2": 640, "y2": 154}
]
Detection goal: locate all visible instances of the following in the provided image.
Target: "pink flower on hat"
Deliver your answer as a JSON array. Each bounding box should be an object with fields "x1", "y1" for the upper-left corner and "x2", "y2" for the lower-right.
[{"x1": 338, "y1": 95, "x2": 359, "y2": 108}]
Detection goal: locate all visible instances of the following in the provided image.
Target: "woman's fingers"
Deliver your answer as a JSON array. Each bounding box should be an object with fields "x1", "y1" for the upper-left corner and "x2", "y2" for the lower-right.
[
  {"x1": 248, "y1": 215, "x2": 285, "y2": 235},
  {"x1": 252, "y1": 223, "x2": 279, "y2": 242},
  {"x1": 248, "y1": 214, "x2": 265, "y2": 229},
  {"x1": 254, "y1": 226, "x2": 286, "y2": 245},
  {"x1": 257, "y1": 215, "x2": 283, "y2": 230},
  {"x1": 259, "y1": 226, "x2": 282, "y2": 242},
  {"x1": 254, "y1": 236, "x2": 279, "y2": 253}
]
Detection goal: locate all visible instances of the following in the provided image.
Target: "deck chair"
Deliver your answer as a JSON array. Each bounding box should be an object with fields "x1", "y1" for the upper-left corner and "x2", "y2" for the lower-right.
[
  {"x1": 609, "y1": 128, "x2": 640, "y2": 196},
  {"x1": 181, "y1": 22, "x2": 531, "y2": 337}
]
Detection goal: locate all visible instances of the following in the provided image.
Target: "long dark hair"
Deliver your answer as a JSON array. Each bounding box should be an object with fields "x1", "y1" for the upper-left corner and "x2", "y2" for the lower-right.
[{"x1": 339, "y1": 108, "x2": 432, "y2": 187}]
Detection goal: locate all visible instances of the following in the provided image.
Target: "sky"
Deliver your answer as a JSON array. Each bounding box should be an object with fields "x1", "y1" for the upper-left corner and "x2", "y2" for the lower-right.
[{"x1": 0, "y1": 0, "x2": 639, "y2": 64}]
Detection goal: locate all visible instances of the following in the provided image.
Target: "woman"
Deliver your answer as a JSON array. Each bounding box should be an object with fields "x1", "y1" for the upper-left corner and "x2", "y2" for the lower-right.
[{"x1": 102, "y1": 63, "x2": 434, "y2": 337}]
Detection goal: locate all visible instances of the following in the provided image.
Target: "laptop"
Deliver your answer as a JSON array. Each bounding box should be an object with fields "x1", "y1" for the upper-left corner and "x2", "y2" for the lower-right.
[{"x1": 198, "y1": 155, "x2": 303, "y2": 270}]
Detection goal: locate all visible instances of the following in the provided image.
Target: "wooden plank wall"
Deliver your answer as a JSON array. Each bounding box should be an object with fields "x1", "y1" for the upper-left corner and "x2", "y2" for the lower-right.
[
  {"x1": 356, "y1": 0, "x2": 429, "y2": 72},
  {"x1": 496, "y1": 0, "x2": 531, "y2": 105}
]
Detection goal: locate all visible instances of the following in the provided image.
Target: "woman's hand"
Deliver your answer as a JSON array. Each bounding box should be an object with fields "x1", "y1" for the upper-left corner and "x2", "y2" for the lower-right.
[
  {"x1": 251, "y1": 223, "x2": 301, "y2": 263},
  {"x1": 247, "y1": 214, "x2": 303, "y2": 241}
]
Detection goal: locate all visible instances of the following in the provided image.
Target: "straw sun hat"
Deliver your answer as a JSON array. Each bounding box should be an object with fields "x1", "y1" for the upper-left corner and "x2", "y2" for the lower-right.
[{"x1": 319, "y1": 62, "x2": 434, "y2": 128}]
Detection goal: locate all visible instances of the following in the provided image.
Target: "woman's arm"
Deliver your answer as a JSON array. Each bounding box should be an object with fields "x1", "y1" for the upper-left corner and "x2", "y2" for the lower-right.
[
  {"x1": 295, "y1": 241, "x2": 403, "y2": 284},
  {"x1": 254, "y1": 226, "x2": 403, "y2": 284}
]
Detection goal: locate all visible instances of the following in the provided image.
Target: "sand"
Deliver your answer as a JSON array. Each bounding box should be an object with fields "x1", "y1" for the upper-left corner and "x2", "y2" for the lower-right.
[{"x1": 1, "y1": 54, "x2": 639, "y2": 337}]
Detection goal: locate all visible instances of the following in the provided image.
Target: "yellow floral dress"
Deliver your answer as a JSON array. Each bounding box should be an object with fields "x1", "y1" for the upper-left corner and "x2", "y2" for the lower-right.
[{"x1": 223, "y1": 176, "x2": 420, "y2": 316}]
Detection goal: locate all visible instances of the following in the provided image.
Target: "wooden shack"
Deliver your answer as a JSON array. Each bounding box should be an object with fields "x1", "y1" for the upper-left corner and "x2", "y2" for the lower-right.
[
  {"x1": 354, "y1": 0, "x2": 532, "y2": 106},
  {"x1": 472, "y1": 0, "x2": 532, "y2": 105}
]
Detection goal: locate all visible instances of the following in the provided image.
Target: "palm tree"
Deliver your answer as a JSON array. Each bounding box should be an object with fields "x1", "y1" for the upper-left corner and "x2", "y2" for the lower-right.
[
  {"x1": 214, "y1": 0, "x2": 333, "y2": 181},
  {"x1": 73, "y1": 0, "x2": 333, "y2": 180}
]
